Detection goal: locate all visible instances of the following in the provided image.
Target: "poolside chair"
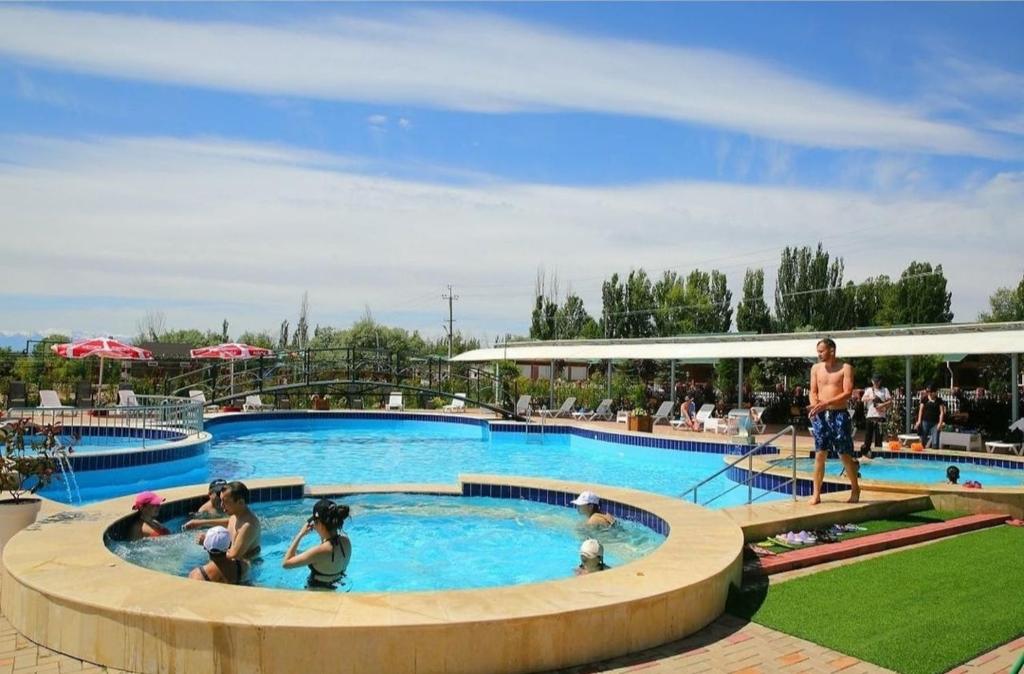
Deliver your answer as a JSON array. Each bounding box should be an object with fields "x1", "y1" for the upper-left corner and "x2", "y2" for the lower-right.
[
  {"x1": 385, "y1": 391, "x2": 404, "y2": 411},
  {"x1": 75, "y1": 381, "x2": 94, "y2": 408},
  {"x1": 39, "y1": 389, "x2": 72, "y2": 409},
  {"x1": 651, "y1": 401, "x2": 675, "y2": 425},
  {"x1": 683, "y1": 404, "x2": 715, "y2": 431},
  {"x1": 242, "y1": 395, "x2": 274, "y2": 411},
  {"x1": 572, "y1": 398, "x2": 613, "y2": 421},
  {"x1": 189, "y1": 390, "x2": 219, "y2": 412},
  {"x1": 117, "y1": 390, "x2": 140, "y2": 407},
  {"x1": 514, "y1": 395, "x2": 532, "y2": 419},
  {"x1": 7, "y1": 381, "x2": 27, "y2": 409},
  {"x1": 670, "y1": 405, "x2": 698, "y2": 431},
  {"x1": 539, "y1": 397, "x2": 576, "y2": 419},
  {"x1": 442, "y1": 393, "x2": 467, "y2": 413},
  {"x1": 750, "y1": 406, "x2": 767, "y2": 434},
  {"x1": 616, "y1": 409, "x2": 630, "y2": 423}
]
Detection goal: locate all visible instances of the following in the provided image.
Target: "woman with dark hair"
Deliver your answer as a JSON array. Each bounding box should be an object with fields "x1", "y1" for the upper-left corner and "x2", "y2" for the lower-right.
[{"x1": 283, "y1": 498, "x2": 352, "y2": 590}]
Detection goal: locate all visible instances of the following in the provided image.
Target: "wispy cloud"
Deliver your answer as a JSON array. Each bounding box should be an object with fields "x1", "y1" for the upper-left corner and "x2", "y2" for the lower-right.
[
  {"x1": 0, "y1": 135, "x2": 1019, "y2": 336},
  {"x1": 14, "y1": 70, "x2": 76, "y2": 108},
  {"x1": 0, "y1": 6, "x2": 1015, "y2": 159}
]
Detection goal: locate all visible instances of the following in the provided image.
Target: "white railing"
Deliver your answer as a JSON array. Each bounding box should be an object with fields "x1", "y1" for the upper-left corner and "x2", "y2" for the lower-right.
[{"x1": 4, "y1": 395, "x2": 204, "y2": 448}]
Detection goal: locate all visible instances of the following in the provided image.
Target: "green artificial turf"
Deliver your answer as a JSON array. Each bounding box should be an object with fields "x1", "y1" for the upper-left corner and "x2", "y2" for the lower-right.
[
  {"x1": 755, "y1": 509, "x2": 966, "y2": 553},
  {"x1": 731, "y1": 525, "x2": 1024, "y2": 674}
]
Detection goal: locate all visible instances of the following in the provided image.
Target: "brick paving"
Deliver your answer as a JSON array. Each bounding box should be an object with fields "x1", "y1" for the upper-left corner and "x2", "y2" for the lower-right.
[{"x1": 0, "y1": 607, "x2": 1018, "y2": 673}]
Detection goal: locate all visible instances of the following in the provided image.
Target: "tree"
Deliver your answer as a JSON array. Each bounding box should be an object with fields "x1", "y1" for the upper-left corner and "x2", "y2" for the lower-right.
[
  {"x1": 679, "y1": 270, "x2": 732, "y2": 334},
  {"x1": 293, "y1": 292, "x2": 310, "y2": 349},
  {"x1": 278, "y1": 320, "x2": 290, "y2": 350},
  {"x1": 623, "y1": 269, "x2": 655, "y2": 338},
  {"x1": 556, "y1": 293, "x2": 592, "y2": 339},
  {"x1": 221, "y1": 319, "x2": 230, "y2": 342},
  {"x1": 889, "y1": 261, "x2": 953, "y2": 325},
  {"x1": 600, "y1": 273, "x2": 627, "y2": 338},
  {"x1": 979, "y1": 273, "x2": 1024, "y2": 322},
  {"x1": 651, "y1": 271, "x2": 687, "y2": 336},
  {"x1": 135, "y1": 311, "x2": 166, "y2": 343},
  {"x1": 236, "y1": 331, "x2": 274, "y2": 349},
  {"x1": 850, "y1": 275, "x2": 895, "y2": 327},
  {"x1": 736, "y1": 269, "x2": 771, "y2": 334},
  {"x1": 774, "y1": 243, "x2": 851, "y2": 332}
]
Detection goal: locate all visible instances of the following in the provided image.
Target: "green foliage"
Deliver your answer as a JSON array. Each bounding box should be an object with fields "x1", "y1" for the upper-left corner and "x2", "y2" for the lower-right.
[
  {"x1": 736, "y1": 268, "x2": 771, "y2": 334},
  {"x1": 774, "y1": 243, "x2": 852, "y2": 332},
  {"x1": 979, "y1": 272, "x2": 1024, "y2": 322},
  {"x1": 850, "y1": 274, "x2": 895, "y2": 327},
  {"x1": 623, "y1": 269, "x2": 655, "y2": 338},
  {"x1": 889, "y1": 261, "x2": 953, "y2": 324},
  {"x1": 0, "y1": 419, "x2": 72, "y2": 502},
  {"x1": 556, "y1": 294, "x2": 593, "y2": 339}
]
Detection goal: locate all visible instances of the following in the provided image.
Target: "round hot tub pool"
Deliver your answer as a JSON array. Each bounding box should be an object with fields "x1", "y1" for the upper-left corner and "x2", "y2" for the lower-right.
[{"x1": 110, "y1": 493, "x2": 665, "y2": 592}]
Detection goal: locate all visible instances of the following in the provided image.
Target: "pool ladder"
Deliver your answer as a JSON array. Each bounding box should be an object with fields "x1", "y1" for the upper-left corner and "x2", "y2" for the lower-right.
[{"x1": 680, "y1": 425, "x2": 798, "y2": 506}]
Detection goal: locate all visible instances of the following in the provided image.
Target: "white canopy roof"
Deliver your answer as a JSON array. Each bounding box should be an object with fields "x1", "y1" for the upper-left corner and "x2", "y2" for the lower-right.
[{"x1": 453, "y1": 322, "x2": 1024, "y2": 362}]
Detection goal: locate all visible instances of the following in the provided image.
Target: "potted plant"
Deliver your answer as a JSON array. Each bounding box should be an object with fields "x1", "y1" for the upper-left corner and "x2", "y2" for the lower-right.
[
  {"x1": 628, "y1": 407, "x2": 653, "y2": 433},
  {"x1": 0, "y1": 419, "x2": 73, "y2": 551}
]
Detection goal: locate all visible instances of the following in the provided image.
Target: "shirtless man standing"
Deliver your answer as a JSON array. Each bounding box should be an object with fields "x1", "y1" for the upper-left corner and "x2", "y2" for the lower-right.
[
  {"x1": 221, "y1": 481, "x2": 262, "y2": 559},
  {"x1": 808, "y1": 338, "x2": 859, "y2": 505}
]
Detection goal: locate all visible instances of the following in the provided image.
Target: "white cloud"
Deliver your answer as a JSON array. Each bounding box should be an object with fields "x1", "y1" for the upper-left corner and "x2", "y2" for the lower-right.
[
  {"x1": 0, "y1": 135, "x2": 1020, "y2": 338},
  {"x1": 398, "y1": 117, "x2": 411, "y2": 130},
  {"x1": 0, "y1": 6, "x2": 1015, "y2": 158},
  {"x1": 367, "y1": 114, "x2": 388, "y2": 126}
]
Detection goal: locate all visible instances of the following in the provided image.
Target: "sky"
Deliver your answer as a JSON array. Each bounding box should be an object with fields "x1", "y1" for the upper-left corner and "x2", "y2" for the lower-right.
[{"x1": 1, "y1": 2, "x2": 1022, "y2": 345}]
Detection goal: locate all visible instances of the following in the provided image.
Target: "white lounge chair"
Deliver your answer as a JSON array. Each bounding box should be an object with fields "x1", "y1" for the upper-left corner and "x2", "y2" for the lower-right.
[
  {"x1": 117, "y1": 390, "x2": 140, "y2": 407},
  {"x1": 514, "y1": 395, "x2": 532, "y2": 419},
  {"x1": 572, "y1": 399, "x2": 614, "y2": 422},
  {"x1": 651, "y1": 401, "x2": 675, "y2": 425},
  {"x1": 189, "y1": 390, "x2": 219, "y2": 411},
  {"x1": 38, "y1": 389, "x2": 72, "y2": 409},
  {"x1": 615, "y1": 410, "x2": 630, "y2": 423},
  {"x1": 539, "y1": 396, "x2": 576, "y2": 419},
  {"x1": 750, "y1": 406, "x2": 767, "y2": 434},
  {"x1": 385, "y1": 391, "x2": 404, "y2": 411},
  {"x1": 442, "y1": 393, "x2": 467, "y2": 413},
  {"x1": 243, "y1": 395, "x2": 271, "y2": 411},
  {"x1": 672, "y1": 403, "x2": 715, "y2": 431}
]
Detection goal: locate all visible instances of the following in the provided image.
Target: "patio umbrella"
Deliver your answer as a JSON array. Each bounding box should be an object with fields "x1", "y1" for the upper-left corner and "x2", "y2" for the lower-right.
[
  {"x1": 51, "y1": 337, "x2": 154, "y2": 390},
  {"x1": 189, "y1": 343, "x2": 274, "y2": 395}
]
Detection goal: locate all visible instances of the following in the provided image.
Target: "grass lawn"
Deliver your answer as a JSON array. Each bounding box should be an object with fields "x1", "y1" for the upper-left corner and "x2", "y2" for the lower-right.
[
  {"x1": 754, "y1": 509, "x2": 966, "y2": 553},
  {"x1": 730, "y1": 525, "x2": 1024, "y2": 674}
]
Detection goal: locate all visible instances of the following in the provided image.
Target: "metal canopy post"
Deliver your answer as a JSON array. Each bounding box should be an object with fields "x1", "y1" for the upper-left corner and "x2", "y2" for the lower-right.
[
  {"x1": 1012, "y1": 353, "x2": 1020, "y2": 423},
  {"x1": 670, "y1": 360, "x2": 676, "y2": 408},
  {"x1": 607, "y1": 360, "x2": 612, "y2": 400},
  {"x1": 905, "y1": 356, "x2": 913, "y2": 432},
  {"x1": 738, "y1": 357, "x2": 744, "y2": 409},
  {"x1": 550, "y1": 359, "x2": 556, "y2": 410}
]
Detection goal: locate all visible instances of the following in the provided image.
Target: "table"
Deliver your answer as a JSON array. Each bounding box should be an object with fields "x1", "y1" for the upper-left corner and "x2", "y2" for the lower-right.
[
  {"x1": 939, "y1": 430, "x2": 983, "y2": 452},
  {"x1": 897, "y1": 433, "x2": 920, "y2": 448}
]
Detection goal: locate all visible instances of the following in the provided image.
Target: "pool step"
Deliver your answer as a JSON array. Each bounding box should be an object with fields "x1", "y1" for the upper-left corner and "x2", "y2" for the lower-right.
[{"x1": 746, "y1": 513, "x2": 1011, "y2": 576}]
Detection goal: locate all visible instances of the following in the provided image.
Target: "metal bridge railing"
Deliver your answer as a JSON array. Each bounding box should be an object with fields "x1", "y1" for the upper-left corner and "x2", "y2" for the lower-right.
[{"x1": 5, "y1": 395, "x2": 204, "y2": 448}]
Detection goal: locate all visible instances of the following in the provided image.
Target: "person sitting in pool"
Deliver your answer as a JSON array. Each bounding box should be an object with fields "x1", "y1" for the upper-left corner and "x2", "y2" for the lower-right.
[
  {"x1": 282, "y1": 498, "x2": 351, "y2": 590},
  {"x1": 575, "y1": 538, "x2": 610, "y2": 575},
  {"x1": 188, "y1": 526, "x2": 250, "y2": 584},
  {"x1": 946, "y1": 466, "x2": 960, "y2": 485},
  {"x1": 201, "y1": 481, "x2": 261, "y2": 560},
  {"x1": 183, "y1": 479, "x2": 230, "y2": 530},
  {"x1": 126, "y1": 491, "x2": 170, "y2": 541},
  {"x1": 571, "y1": 491, "x2": 616, "y2": 527}
]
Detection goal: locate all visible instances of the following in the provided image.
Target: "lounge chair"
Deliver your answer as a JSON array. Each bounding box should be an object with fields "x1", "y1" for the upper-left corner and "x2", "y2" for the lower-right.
[
  {"x1": 616, "y1": 410, "x2": 629, "y2": 423},
  {"x1": 572, "y1": 399, "x2": 613, "y2": 422},
  {"x1": 539, "y1": 397, "x2": 576, "y2": 419},
  {"x1": 117, "y1": 390, "x2": 140, "y2": 407},
  {"x1": 243, "y1": 395, "x2": 271, "y2": 411},
  {"x1": 672, "y1": 403, "x2": 714, "y2": 431},
  {"x1": 750, "y1": 406, "x2": 767, "y2": 434},
  {"x1": 385, "y1": 391, "x2": 404, "y2": 411},
  {"x1": 39, "y1": 389, "x2": 72, "y2": 409},
  {"x1": 651, "y1": 401, "x2": 675, "y2": 425},
  {"x1": 189, "y1": 390, "x2": 219, "y2": 411},
  {"x1": 514, "y1": 395, "x2": 532, "y2": 419},
  {"x1": 7, "y1": 381, "x2": 27, "y2": 409},
  {"x1": 442, "y1": 393, "x2": 467, "y2": 413},
  {"x1": 75, "y1": 381, "x2": 94, "y2": 408},
  {"x1": 670, "y1": 404, "x2": 699, "y2": 431}
]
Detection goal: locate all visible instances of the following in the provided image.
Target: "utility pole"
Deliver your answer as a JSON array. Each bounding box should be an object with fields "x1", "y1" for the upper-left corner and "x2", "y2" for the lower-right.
[{"x1": 442, "y1": 284, "x2": 459, "y2": 381}]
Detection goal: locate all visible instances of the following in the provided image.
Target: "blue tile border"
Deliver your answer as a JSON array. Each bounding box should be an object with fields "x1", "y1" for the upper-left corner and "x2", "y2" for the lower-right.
[
  {"x1": 800, "y1": 449, "x2": 1024, "y2": 472},
  {"x1": 67, "y1": 437, "x2": 207, "y2": 473}
]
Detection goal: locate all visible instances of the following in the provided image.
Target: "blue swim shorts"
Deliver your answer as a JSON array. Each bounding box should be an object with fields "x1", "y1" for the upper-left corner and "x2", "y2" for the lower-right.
[{"x1": 811, "y1": 409, "x2": 854, "y2": 456}]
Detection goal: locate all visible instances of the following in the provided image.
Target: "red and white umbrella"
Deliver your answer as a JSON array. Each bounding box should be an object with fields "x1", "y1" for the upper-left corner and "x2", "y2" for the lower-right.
[
  {"x1": 190, "y1": 343, "x2": 273, "y2": 394},
  {"x1": 51, "y1": 337, "x2": 154, "y2": 389}
]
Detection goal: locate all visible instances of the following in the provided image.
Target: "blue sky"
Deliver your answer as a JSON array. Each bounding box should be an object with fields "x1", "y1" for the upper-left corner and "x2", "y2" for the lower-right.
[{"x1": 0, "y1": 2, "x2": 1022, "y2": 342}]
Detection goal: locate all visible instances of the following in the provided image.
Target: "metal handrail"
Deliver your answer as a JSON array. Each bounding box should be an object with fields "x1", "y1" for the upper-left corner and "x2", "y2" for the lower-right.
[{"x1": 680, "y1": 425, "x2": 798, "y2": 506}]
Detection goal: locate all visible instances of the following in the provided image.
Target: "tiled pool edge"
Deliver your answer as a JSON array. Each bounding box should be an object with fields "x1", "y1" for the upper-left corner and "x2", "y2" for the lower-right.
[{"x1": 2, "y1": 476, "x2": 743, "y2": 674}]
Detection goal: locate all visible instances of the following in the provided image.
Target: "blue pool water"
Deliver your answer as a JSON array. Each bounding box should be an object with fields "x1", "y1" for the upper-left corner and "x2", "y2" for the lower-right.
[
  {"x1": 43, "y1": 435, "x2": 168, "y2": 453},
  {"x1": 110, "y1": 494, "x2": 664, "y2": 591},
  {"x1": 42, "y1": 417, "x2": 785, "y2": 506},
  {"x1": 779, "y1": 457, "x2": 1024, "y2": 487}
]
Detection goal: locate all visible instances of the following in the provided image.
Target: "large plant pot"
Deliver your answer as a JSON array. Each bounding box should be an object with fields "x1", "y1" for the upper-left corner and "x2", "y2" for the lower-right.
[
  {"x1": 0, "y1": 498, "x2": 42, "y2": 554},
  {"x1": 628, "y1": 415, "x2": 653, "y2": 433}
]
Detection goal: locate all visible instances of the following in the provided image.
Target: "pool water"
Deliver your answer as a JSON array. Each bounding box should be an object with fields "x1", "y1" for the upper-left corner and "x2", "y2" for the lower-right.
[
  {"x1": 778, "y1": 456, "x2": 1024, "y2": 487},
  {"x1": 34, "y1": 435, "x2": 164, "y2": 453},
  {"x1": 204, "y1": 418, "x2": 782, "y2": 507},
  {"x1": 110, "y1": 494, "x2": 664, "y2": 592}
]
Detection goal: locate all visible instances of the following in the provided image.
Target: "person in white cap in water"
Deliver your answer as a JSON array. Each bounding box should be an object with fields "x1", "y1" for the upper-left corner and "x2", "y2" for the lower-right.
[
  {"x1": 575, "y1": 539, "x2": 610, "y2": 575},
  {"x1": 571, "y1": 491, "x2": 616, "y2": 527},
  {"x1": 188, "y1": 526, "x2": 250, "y2": 584}
]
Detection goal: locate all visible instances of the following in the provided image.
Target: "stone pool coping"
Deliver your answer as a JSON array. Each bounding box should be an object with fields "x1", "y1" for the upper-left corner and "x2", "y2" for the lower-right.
[{"x1": 1, "y1": 475, "x2": 744, "y2": 674}]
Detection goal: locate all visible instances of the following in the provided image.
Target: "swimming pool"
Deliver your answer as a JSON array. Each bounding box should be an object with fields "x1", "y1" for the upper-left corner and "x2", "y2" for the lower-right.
[
  {"x1": 776, "y1": 456, "x2": 1024, "y2": 487},
  {"x1": 110, "y1": 493, "x2": 665, "y2": 592}
]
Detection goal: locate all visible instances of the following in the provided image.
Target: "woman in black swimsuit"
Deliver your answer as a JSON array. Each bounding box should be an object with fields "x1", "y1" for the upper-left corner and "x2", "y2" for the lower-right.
[
  {"x1": 188, "y1": 526, "x2": 250, "y2": 584},
  {"x1": 282, "y1": 499, "x2": 351, "y2": 590}
]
